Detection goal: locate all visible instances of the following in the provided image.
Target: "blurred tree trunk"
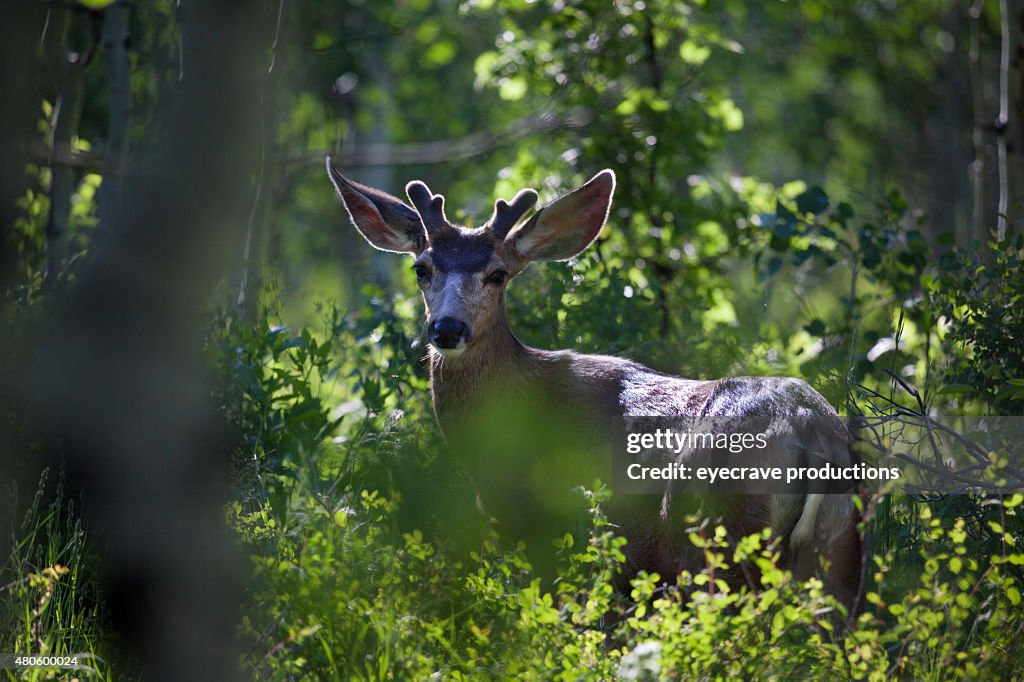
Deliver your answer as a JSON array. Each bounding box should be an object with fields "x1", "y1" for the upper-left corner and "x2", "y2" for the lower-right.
[
  {"x1": 237, "y1": 0, "x2": 292, "y2": 322},
  {"x1": 0, "y1": 3, "x2": 42, "y2": 289},
  {"x1": 1008, "y1": 0, "x2": 1024, "y2": 225},
  {"x1": 969, "y1": 0, "x2": 1005, "y2": 259},
  {"x1": 0, "y1": 0, "x2": 48, "y2": 573},
  {"x1": 997, "y1": 0, "x2": 1012, "y2": 239},
  {"x1": 97, "y1": 0, "x2": 132, "y2": 239},
  {"x1": 359, "y1": 34, "x2": 397, "y2": 287},
  {"x1": 924, "y1": 8, "x2": 972, "y2": 251},
  {"x1": 43, "y1": 6, "x2": 96, "y2": 288},
  {"x1": 45, "y1": 0, "x2": 259, "y2": 678}
]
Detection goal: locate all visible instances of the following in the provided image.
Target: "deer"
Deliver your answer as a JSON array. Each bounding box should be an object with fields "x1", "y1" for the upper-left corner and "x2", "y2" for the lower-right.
[{"x1": 326, "y1": 157, "x2": 863, "y2": 612}]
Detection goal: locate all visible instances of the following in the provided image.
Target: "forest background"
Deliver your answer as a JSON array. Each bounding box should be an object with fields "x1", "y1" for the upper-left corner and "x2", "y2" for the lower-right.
[{"x1": 2, "y1": 0, "x2": 1024, "y2": 679}]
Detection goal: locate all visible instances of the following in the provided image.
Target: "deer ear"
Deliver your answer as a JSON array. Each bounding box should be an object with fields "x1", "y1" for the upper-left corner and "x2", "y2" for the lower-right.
[
  {"x1": 506, "y1": 170, "x2": 615, "y2": 262},
  {"x1": 326, "y1": 157, "x2": 426, "y2": 253}
]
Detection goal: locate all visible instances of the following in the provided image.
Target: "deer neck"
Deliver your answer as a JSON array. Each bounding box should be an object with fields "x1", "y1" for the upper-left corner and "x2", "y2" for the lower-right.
[{"x1": 428, "y1": 304, "x2": 541, "y2": 430}]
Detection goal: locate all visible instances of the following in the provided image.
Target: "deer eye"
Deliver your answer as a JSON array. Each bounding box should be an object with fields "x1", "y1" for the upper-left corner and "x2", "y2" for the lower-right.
[
  {"x1": 484, "y1": 269, "x2": 509, "y2": 286},
  {"x1": 413, "y1": 264, "x2": 432, "y2": 282}
]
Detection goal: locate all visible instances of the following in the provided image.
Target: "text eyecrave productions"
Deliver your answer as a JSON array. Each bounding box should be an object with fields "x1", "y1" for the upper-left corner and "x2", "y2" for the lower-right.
[{"x1": 624, "y1": 460, "x2": 901, "y2": 484}]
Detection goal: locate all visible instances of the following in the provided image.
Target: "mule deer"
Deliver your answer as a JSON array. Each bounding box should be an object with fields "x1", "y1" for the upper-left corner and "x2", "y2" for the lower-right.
[{"x1": 326, "y1": 158, "x2": 862, "y2": 610}]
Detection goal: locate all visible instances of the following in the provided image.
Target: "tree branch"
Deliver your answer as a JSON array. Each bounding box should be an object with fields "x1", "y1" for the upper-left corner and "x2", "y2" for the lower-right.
[{"x1": 34, "y1": 110, "x2": 593, "y2": 175}]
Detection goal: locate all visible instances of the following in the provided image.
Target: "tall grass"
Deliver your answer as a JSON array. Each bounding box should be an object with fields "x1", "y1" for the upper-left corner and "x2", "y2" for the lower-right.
[{"x1": 0, "y1": 469, "x2": 125, "y2": 681}]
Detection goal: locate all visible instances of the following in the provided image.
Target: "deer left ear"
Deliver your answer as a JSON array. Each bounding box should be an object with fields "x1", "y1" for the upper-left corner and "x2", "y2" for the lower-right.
[
  {"x1": 506, "y1": 170, "x2": 615, "y2": 262},
  {"x1": 326, "y1": 157, "x2": 426, "y2": 253}
]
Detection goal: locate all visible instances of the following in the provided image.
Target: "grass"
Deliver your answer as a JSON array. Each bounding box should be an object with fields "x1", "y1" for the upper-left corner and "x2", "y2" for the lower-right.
[{"x1": 1, "y1": 469, "x2": 125, "y2": 681}]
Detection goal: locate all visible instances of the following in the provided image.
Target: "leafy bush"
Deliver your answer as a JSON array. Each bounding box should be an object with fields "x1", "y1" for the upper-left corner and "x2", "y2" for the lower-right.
[
  {"x1": 930, "y1": 234, "x2": 1024, "y2": 413},
  {"x1": 214, "y1": 288, "x2": 1024, "y2": 679}
]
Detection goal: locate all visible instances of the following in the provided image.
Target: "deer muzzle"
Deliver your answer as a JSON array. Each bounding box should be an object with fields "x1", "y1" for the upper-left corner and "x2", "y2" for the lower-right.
[{"x1": 430, "y1": 316, "x2": 470, "y2": 353}]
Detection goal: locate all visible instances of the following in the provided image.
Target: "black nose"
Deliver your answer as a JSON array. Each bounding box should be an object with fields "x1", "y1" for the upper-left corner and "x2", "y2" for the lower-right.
[{"x1": 430, "y1": 317, "x2": 470, "y2": 349}]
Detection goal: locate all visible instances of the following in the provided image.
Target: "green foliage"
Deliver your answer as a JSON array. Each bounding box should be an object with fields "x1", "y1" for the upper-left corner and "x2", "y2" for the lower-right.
[
  {"x1": 854, "y1": 500, "x2": 1024, "y2": 680},
  {"x1": 8, "y1": 102, "x2": 101, "y2": 302},
  {"x1": 755, "y1": 187, "x2": 933, "y2": 391},
  {"x1": 930, "y1": 233, "x2": 1024, "y2": 412},
  {"x1": 471, "y1": 0, "x2": 769, "y2": 379},
  {"x1": 211, "y1": 297, "x2": 1024, "y2": 680},
  {"x1": 4, "y1": 0, "x2": 1022, "y2": 678},
  {"x1": 208, "y1": 294, "x2": 435, "y2": 530}
]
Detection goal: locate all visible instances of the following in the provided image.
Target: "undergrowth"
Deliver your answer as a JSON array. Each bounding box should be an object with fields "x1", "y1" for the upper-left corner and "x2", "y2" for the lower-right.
[{"x1": 216, "y1": 301, "x2": 1024, "y2": 680}]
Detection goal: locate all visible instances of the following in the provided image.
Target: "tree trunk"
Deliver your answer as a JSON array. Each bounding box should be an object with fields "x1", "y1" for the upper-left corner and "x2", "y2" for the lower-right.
[
  {"x1": 924, "y1": 7, "x2": 972, "y2": 253},
  {"x1": 1007, "y1": 0, "x2": 1024, "y2": 228},
  {"x1": 0, "y1": 0, "x2": 49, "y2": 573},
  {"x1": 43, "y1": 7, "x2": 93, "y2": 288},
  {"x1": 97, "y1": 0, "x2": 132, "y2": 237},
  {"x1": 237, "y1": 0, "x2": 291, "y2": 322},
  {"x1": 969, "y1": 1, "x2": 996, "y2": 257},
  {"x1": 46, "y1": 1, "x2": 260, "y2": 677}
]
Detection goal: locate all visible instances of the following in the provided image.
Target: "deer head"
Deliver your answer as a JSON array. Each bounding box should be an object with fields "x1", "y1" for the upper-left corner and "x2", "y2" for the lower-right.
[{"x1": 326, "y1": 158, "x2": 615, "y2": 358}]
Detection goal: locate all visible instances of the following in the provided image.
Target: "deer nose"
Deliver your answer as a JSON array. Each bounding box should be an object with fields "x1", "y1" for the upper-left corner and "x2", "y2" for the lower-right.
[{"x1": 430, "y1": 317, "x2": 470, "y2": 349}]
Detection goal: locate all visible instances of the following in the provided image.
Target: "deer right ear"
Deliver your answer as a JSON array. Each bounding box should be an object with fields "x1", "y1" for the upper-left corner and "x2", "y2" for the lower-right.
[
  {"x1": 326, "y1": 157, "x2": 426, "y2": 253},
  {"x1": 505, "y1": 170, "x2": 615, "y2": 262}
]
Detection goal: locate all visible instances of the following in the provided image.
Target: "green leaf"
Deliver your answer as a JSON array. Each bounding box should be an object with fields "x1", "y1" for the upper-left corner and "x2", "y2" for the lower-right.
[
  {"x1": 774, "y1": 200, "x2": 798, "y2": 237},
  {"x1": 709, "y1": 97, "x2": 744, "y2": 131},
  {"x1": 796, "y1": 186, "x2": 829, "y2": 214},
  {"x1": 679, "y1": 40, "x2": 711, "y2": 65},
  {"x1": 498, "y1": 77, "x2": 527, "y2": 101},
  {"x1": 425, "y1": 40, "x2": 457, "y2": 66},
  {"x1": 804, "y1": 319, "x2": 827, "y2": 336}
]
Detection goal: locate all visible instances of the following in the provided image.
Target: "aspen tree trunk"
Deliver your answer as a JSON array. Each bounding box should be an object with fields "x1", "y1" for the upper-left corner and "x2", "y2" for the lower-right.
[
  {"x1": 923, "y1": 7, "x2": 972, "y2": 252},
  {"x1": 97, "y1": 0, "x2": 131, "y2": 237},
  {"x1": 970, "y1": 1, "x2": 995, "y2": 257},
  {"x1": 43, "y1": 7, "x2": 92, "y2": 288},
  {"x1": 1007, "y1": 0, "x2": 1024, "y2": 226}
]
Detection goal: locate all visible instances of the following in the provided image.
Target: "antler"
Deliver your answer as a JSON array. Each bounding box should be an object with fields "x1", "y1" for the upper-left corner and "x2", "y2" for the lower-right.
[
  {"x1": 406, "y1": 181, "x2": 450, "y2": 238},
  {"x1": 488, "y1": 188, "x2": 539, "y2": 239}
]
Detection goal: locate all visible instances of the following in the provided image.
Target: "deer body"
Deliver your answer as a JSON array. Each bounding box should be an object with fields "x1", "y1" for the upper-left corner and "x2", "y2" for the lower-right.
[{"x1": 327, "y1": 158, "x2": 862, "y2": 609}]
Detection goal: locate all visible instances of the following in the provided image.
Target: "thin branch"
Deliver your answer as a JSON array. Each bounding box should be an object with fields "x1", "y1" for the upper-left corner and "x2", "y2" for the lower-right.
[
  {"x1": 316, "y1": 110, "x2": 591, "y2": 169},
  {"x1": 853, "y1": 383, "x2": 1024, "y2": 493},
  {"x1": 35, "y1": 110, "x2": 594, "y2": 174},
  {"x1": 237, "y1": 101, "x2": 267, "y2": 310},
  {"x1": 266, "y1": 0, "x2": 285, "y2": 75},
  {"x1": 237, "y1": 0, "x2": 291, "y2": 321}
]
